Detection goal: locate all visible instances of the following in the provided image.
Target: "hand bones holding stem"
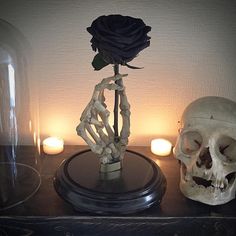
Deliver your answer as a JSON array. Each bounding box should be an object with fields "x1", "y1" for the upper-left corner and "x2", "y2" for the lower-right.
[{"x1": 76, "y1": 74, "x2": 130, "y2": 164}]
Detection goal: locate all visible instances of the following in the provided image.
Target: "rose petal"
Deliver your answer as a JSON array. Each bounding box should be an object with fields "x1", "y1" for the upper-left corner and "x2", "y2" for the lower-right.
[
  {"x1": 98, "y1": 37, "x2": 150, "y2": 56},
  {"x1": 87, "y1": 14, "x2": 151, "y2": 65}
]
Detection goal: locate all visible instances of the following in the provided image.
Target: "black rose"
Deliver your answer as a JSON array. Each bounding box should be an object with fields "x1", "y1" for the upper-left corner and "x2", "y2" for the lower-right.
[{"x1": 87, "y1": 14, "x2": 151, "y2": 70}]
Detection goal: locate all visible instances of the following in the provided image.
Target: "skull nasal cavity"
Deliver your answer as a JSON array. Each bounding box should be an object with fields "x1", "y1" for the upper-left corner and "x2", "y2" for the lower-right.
[{"x1": 197, "y1": 148, "x2": 212, "y2": 169}]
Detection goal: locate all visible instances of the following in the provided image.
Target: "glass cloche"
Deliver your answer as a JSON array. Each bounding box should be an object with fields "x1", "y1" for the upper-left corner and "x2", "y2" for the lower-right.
[{"x1": 0, "y1": 19, "x2": 41, "y2": 210}]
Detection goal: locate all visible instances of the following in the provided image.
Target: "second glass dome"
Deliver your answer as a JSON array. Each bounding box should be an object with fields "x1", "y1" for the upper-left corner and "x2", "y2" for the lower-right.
[{"x1": 0, "y1": 19, "x2": 41, "y2": 210}]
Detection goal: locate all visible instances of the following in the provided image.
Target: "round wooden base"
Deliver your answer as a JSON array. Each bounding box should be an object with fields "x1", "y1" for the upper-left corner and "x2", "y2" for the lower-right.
[{"x1": 54, "y1": 149, "x2": 166, "y2": 215}]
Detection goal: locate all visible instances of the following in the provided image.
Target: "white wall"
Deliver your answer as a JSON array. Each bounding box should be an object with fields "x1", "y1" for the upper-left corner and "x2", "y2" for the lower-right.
[{"x1": 1, "y1": 0, "x2": 236, "y2": 146}]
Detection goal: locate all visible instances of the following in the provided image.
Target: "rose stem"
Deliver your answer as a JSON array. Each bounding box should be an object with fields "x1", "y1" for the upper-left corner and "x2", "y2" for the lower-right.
[{"x1": 113, "y1": 64, "x2": 121, "y2": 143}]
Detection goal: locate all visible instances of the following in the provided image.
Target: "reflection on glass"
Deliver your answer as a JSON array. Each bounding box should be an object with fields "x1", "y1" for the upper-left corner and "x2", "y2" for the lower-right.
[{"x1": 0, "y1": 19, "x2": 41, "y2": 210}]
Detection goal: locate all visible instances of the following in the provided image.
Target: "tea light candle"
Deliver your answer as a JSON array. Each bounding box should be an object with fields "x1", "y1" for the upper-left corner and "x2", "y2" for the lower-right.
[
  {"x1": 43, "y1": 137, "x2": 64, "y2": 155},
  {"x1": 151, "y1": 138, "x2": 172, "y2": 156}
]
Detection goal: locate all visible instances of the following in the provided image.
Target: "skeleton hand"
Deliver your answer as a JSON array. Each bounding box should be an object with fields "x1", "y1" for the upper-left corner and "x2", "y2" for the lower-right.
[{"x1": 76, "y1": 74, "x2": 130, "y2": 164}]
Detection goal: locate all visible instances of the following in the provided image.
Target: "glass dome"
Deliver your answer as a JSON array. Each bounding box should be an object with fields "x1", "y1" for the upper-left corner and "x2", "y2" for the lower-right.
[{"x1": 0, "y1": 19, "x2": 41, "y2": 210}]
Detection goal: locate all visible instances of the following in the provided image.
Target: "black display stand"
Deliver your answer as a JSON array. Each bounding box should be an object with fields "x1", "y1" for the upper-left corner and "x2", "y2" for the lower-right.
[{"x1": 54, "y1": 149, "x2": 166, "y2": 214}]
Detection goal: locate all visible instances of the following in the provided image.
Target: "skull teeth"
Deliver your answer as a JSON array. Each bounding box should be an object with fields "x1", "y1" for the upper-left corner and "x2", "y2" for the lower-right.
[
  {"x1": 212, "y1": 179, "x2": 228, "y2": 189},
  {"x1": 189, "y1": 177, "x2": 228, "y2": 191},
  {"x1": 207, "y1": 173, "x2": 213, "y2": 181},
  {"x1": 212, "y1": 179, "x2": 219, "y2": 188},
  {"x1": 181, "y1": 163, "x2": 234, "y2": 192},
  {"x1": 185, "y1": 173, "x2": 192, "y2": 181},
  {"x1": 183, "y1": 173, "x2": 230, "y2": 191},
  {"x1": 220, "y1": 181, "x2": 224, "y2": 189},
  {"x1": 191, "y1": 176, "x2": 228, "y2": 190}
]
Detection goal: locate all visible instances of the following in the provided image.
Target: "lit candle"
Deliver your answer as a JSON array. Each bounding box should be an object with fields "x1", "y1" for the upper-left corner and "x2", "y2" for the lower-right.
[
  {"x1": 43, "y1": 137, "x2": 64, "y2": 155},
  {"x1": 151, "y1": 138, "x2": 172, "y2": 156}
]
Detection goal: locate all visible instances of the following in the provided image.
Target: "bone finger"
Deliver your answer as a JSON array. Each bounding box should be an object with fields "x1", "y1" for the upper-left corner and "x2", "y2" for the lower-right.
[
  {"x1": 98, "y1": 110, "x2": 114, "y2": 140},
  {"x1": 119, "y1": 87, "x2": 131, "y2": 145},
  {"x1": 77, "y1": 123, "x2": 103, "y2": 154},
  {"x1": 95, "y1": 83, "x2": 122, "y2": 96},
  {"x1": 113, "y1": 73, "x2": 128, "y2": 81},
  {"x1": 99, "y1": 115, "x2": 114, "y2": 141},
  {"x1": 96, "y1": 128, "x2": 110, "y2": 144},
  {"x1": 95, "y1": 76, "x2": 126, "y2": 93},
  {"x1": 98, "y1": 76, "x2": 115, "y2": 87},
  {"x1": 92, "y1": 89, "x2": 101, "y2": 101},
  {"x1": 106, "y1": 83, "x2": 123, "y2": 91},
  {"x1": 98, "y1": 74, "x2": 123, "y2": 87},
  {"x1": 89, "y1": 117, "x2": 104, "y2": 127},
  {"x1": 101, "y1": 74, "x2": 128, "y2": 83},
  {"x1": 80, "y1": 102, "x2": 93, "y2": 121},
  {"x1": 93, "y1": 74, "x2": 127, "y2": 99},
  {"x1": 93, "y1": 101, "x2": 114, "y2": 140},
  {"x1": 108, "y1": 143, "x2": 120, "y2": 159},
  {"x1": 85, "y1": 123, "x2": 103, "y2": 146},
  {"x1": 94, "y1": 101, "x2": 109, "y2": 117},
  {"x1": 98, "y1": 90, "x2": 106, "y2": 108}
]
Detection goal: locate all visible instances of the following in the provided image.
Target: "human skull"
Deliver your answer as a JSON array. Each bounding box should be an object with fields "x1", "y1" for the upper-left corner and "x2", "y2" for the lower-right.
[{"x1": 174, "y1": 96, "x2": 236, "y2": 205}]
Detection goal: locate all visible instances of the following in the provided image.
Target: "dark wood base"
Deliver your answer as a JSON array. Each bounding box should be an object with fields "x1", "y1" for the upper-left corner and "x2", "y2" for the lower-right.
[{"x1": 54, "y1": 149, "x2": 166, "y2": 214}]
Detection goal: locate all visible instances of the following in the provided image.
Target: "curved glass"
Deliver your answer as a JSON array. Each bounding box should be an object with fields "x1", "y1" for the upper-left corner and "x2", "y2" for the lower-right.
[{"x1": 0, "y1": 19, "x2": 41, "y2": 210}]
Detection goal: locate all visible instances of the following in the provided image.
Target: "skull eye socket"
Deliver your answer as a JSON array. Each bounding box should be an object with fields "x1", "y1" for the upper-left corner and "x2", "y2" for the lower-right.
[
  {"x1": 181, "y1": 131, "x2": 202, "y2": 155},
  {"x1": 218, "y1": 136, "x2": 236, "y2": 163}
]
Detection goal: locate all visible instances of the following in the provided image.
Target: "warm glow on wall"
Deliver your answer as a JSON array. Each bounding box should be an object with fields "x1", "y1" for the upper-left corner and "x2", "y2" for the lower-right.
[
  {"x1": 2, "y1": 0, "x2": 234, "y2": 146},
  {"x1": 41, "y1": 114, "x2": 73, "y2": 142},
  {"x1": 40, "y1": 100, "x2": 179, "y2": 145}
]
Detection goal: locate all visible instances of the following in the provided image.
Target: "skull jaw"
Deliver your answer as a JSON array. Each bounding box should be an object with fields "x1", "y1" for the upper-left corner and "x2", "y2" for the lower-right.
[{"x1": 180, "y1": 175, "x2": 236, "y2": 205}]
